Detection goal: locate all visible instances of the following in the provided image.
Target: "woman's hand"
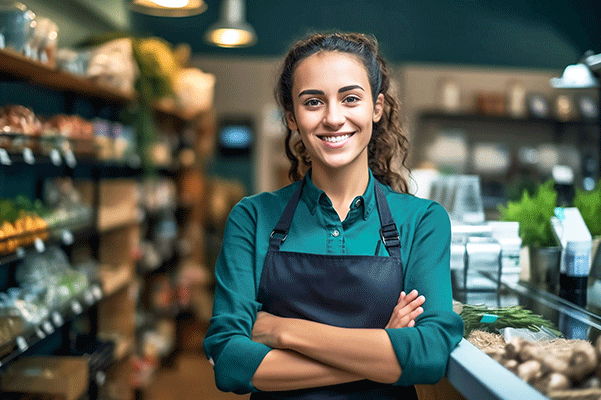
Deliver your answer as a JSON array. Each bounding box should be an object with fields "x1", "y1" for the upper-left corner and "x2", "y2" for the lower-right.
[
  {"x1": 385, "y1": 289, "x2": 425, "y2": 329},
  {"x1": 252, "y1": 311, "x2": 290, "y2": 348}
]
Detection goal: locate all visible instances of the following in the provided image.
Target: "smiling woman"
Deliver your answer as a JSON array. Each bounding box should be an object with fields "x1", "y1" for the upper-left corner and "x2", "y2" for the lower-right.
[{"x1": 203, "y1": 32, "x2": 464, "y2": 400}]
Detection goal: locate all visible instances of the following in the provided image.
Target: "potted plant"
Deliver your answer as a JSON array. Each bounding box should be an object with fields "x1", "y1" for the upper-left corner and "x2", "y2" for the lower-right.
[
  {"x1": 498, "y1": 180, "x2": 561, "y2": 292},
  {"x1": 573, "y1": 180, "x2": 601, "y2": 271}
]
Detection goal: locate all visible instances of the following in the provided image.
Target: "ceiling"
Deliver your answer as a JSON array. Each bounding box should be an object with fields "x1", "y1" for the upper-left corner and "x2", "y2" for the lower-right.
[
  {"x1": 24, "y1": 0, "x2": 601, "y2": 69},
  {"x1": 130, "y1": 0, "x2": 601, "y2": 69}
]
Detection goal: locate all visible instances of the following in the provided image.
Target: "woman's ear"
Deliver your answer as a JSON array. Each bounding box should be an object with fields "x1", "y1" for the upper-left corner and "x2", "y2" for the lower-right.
[
  {"x1": 285, "y1": 111, "x2": 298, "y2": 131},
  {"x1": 373, "y1": 93, "x2": 384, "y2": 122}
]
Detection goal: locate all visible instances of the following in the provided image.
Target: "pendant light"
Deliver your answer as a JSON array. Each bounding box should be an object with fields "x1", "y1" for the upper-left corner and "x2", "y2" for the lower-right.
[
  {"x1": 204, "y1": 0, "x2": 257, "y2": 48},
  {"x1": 130, "y1": 0, "x2": 207, "y2": 17}
]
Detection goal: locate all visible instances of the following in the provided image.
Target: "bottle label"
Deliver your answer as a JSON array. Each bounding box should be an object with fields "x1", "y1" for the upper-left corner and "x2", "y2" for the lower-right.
[{"x1": 563, "y1": 251, "x2": 590, "y2": 277}]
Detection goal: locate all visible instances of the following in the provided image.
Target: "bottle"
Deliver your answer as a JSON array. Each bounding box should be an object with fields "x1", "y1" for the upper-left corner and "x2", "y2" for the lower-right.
[{"x1": 551, "y1": 207, "x2": 592, "y2": 307}]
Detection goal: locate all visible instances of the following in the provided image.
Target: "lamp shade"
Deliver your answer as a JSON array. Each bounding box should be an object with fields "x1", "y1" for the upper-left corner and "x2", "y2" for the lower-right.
[
  {"x1": 130, "y1": 0, "x2": 207, "y2": 17},
  {"x1": 205, "y1": 0, "x2": 256, "y2": 48},
  {"x1": 550, "y1": 63, "x2": 599, "y2": 89}
]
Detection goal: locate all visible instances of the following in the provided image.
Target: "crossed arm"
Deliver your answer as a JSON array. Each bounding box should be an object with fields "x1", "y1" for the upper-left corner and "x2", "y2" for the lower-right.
[{"x1": 250, "y1": 290, "x2": 426, "y2": 391}]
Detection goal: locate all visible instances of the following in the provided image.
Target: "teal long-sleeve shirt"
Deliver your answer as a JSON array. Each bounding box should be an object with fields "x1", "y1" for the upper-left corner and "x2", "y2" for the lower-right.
[{"x1": 203, "y1": 170, "x2": 464, "y2": 394}]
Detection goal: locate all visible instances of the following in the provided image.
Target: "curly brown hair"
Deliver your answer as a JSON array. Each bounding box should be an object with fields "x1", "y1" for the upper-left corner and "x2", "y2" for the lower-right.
[{"x1": 275, "y1": 32, "x2": 410, "y2": 193}]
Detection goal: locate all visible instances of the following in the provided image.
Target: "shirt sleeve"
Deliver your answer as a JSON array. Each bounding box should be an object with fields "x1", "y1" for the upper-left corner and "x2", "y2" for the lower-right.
[
  {"x1": 202, "y1": 198, "x2": 272, "y2": 394},
  {"x1": 385, "y1": 201, "x2": 464, "y2": 386}
]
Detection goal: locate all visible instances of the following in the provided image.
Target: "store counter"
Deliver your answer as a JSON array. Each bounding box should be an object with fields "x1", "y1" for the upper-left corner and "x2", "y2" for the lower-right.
[{"x1": 446, "y1": 273, "x2": 601, "y2": 400}]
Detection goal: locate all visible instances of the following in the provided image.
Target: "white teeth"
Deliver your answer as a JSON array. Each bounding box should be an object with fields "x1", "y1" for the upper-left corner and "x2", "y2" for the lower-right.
[{"x1": 321, "y1": 133, "x2": 352, "y2": 143}]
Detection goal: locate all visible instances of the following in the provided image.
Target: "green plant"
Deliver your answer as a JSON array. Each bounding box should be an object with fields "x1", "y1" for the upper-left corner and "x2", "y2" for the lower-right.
[
  {"x1": 498, "y1": 180, "x2": 558, "y2": 247},
  {"x1": 573, "y1": 180, "x2": 601, "y2": 237}
]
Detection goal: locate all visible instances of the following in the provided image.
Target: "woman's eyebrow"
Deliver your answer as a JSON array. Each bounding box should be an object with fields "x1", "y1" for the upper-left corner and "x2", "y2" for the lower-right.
[
  {"x1": 298, "y1": 85, "x2": 364, "y2": 97},
  {"x1": 298, "y1": 89, "x2": 324, "y2": 97},
  {"x1": 338, "y1": 85, "x2": 364, "y2": 93}
]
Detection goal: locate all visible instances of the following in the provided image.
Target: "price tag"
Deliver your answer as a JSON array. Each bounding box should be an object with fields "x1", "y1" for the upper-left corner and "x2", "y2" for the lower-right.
[
  {"x1": 34, "y1": 238, "x2": 45, "y2": 253},
  {"x1": 16, "y1": 336, "x2": 28, "y2": 352},
  {"x1": 62, "y1": 230, "x2": 74, "y2": 246},
  {"x1": 64, "y1": 149, "x2": 77, "y2": 168},
  {"x1": 23, "y1": 147, "x2": 35, "y2": 165},
  {"x1": 52, "y1": 311, "x2": 63, "y2": 327},
  {"x1": 50, "y1": 149, "x2": 62, "y2": 166},
  {"x1": 43, "y1": 320, "x2": 54, "y2": 334},
  {"x1": 35, "y1": 326, "x2": 45, "y2": 339},
  {"x1": 71, "y1": 300, "x2": 83, "y2": 315},
  {"x1": 83, "y1": 290, "x2": 95, "y2": 305},
  {"x1": 0, "y1": 149, "x2": 11, "y2": 165},
  {"x1": 91, "y1": 285, "x2": 103, "y2": 301},
  {"x1": 15, "y1": 247, "x2": 26, "y2": 259}
]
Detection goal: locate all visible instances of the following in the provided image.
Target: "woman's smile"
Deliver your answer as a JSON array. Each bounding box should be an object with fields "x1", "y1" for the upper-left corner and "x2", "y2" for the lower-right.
[{"x1": 317, "y1": 132, "x2": 355, "y2": 145}]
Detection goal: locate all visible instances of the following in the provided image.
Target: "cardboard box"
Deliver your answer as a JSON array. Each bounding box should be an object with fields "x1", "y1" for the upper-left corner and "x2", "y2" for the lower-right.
[{"x1": 0, "y1": 356, "x2": 89, "y2": 400}]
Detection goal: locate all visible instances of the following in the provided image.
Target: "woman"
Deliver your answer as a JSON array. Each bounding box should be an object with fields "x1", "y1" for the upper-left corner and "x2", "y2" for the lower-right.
[{"x1": 203, "y1": 32, "x2": 464, "y2": 399}]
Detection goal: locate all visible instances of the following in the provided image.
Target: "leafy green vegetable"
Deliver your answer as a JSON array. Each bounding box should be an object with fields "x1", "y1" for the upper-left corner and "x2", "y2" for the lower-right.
[
  {"x1": 498, "y1": 180, "x2": 558, "y2": 247},
  {"x1": 460, "y1": 304, "x2": 562, "y2": 338},
  {"x1": 573, "y1": 180, "x2": 601, "y2": 237}
]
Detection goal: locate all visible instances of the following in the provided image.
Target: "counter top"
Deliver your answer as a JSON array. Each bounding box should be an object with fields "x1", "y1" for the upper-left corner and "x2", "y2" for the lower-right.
[{"x1": 447, "y1": 274, "x2": 601, "y2": 399}]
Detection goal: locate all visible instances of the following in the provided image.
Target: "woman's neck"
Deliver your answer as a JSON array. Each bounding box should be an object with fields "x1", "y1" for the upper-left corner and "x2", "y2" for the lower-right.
[{"x1": 310, "y1": 164, "x2": 370, "y2": 221}]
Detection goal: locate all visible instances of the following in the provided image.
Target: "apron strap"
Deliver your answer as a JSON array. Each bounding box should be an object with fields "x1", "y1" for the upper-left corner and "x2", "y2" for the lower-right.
[
  {"x1": 269, "y1": 178, "x2": 306, "y2": 250},
  {"x1": 374, "y1": 182, "x2": 401, "y2": 258},
  {"x1": 269, "y1": 175, "x2": 402, "y2": 257}
]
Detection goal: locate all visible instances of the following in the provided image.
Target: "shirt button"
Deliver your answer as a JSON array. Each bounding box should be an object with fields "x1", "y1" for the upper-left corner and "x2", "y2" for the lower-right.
[
  {"x1": 332, "y1": 229, "x2": 340, "y2": 237},
  {"x1": 354, "y1": 199, "x2": 362, "y2": 207}
]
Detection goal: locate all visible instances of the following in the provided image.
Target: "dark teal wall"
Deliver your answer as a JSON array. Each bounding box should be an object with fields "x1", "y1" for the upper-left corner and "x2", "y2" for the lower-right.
[{"x1": 130, "y1": 0, "x2": 601, "y2": 69}]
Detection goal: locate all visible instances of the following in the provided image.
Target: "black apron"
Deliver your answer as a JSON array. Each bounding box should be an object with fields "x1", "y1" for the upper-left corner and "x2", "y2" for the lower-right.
[{"x1": 253, "y1": 177, "x2": 418, "y2": 400}]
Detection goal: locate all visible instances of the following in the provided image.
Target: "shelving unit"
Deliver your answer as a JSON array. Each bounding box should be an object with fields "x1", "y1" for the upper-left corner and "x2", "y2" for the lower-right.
[
  {"x1": 414, "y1": 108, "x2": 600, "y2": 216},
  {"x1": 0, "y1": 45, "x2": 214, "y2": 399}
]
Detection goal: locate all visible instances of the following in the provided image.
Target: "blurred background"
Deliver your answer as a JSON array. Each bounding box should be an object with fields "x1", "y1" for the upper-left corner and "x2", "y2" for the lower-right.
[{"x1": 0, "y1": 1, "x2": 600, "y2": 399}]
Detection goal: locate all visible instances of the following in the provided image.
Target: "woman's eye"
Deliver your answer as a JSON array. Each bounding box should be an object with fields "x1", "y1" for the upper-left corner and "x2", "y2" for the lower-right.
[
  {"x1": 344, "y1": 96, "x2": 360, "y2": 104},
  {"x1": 305, "y1": 99, "x2": 321, "y2": 107}
]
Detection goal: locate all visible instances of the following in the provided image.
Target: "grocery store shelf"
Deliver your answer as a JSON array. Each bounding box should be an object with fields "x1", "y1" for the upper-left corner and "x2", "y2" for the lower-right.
[
  {"x1": 0, "y1": 283, "x2": 104, "y2": 369},
  {"x1": 0, "y1": 223, "x2": 94, "y2": 267},
  {"x1": 0, "y1": 48, "x2": 134, "y2": 104},
  {"x1": 98, "y1": 264, "x2": 134, "y2": 297},
  {"x1": 0, "y1": 48, "x2": 194, "y2": 122},
  {"x1": 418, "y1": 109, "x2": 598, "y2": 126}
]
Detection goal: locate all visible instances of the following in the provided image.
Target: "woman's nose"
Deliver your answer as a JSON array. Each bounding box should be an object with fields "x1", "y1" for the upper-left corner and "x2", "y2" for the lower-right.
[{"x1": 323, "y1": 103, "x2": 345, "y2": 128}]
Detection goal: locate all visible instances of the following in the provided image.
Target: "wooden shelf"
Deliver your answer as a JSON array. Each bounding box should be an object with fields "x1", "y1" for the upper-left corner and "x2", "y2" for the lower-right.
[
  {"x1": 419, "y1": 109, "x2": 598, "y2": 126},
  {"x1": 99, "y1": 265, "x2": 133, "y2": 297},
  {"x1": 0, "y1": 48, "x2": 134, "y2": 104},
  {"x1": 0, "y1": 48, "x2": 193, "y2": 122}
]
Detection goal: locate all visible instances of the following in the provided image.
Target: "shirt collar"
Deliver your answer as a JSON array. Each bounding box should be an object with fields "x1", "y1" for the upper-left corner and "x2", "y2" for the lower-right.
[{"x1": 302, "y1": 169, "x2": 376, "y2": 221}]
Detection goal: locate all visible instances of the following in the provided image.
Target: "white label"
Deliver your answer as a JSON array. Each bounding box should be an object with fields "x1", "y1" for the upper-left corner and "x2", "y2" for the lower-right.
[
  {"x1": 23, "y1": 148, "x2": 35, "y2": 164},
  {"x1": 563, "y1": 251, "x2": 590, "y2": 277},
  {"x1": 62, "y1": 230, "x2": 74, "y2": 246},
  {"x1": 52, "y1": 312, "x2": 63, "y2": 327},
  {"x1": 34, "y1": 238, "x2": 45, "y2": 253},
  {"x1": 16, "y1": 336, "x2": 28, "y2": 352},
  {"x1": 71, "y1": 301, "x2": 83, "y2": 315},
  {"x1": 35, "y1": 326, "x2": 45, "y2": 339},
  {"x1": 16, "y1": 247, "x2": 26, "y2": 259},
  {"x1": 64, "y1": 150, "x2": 77, "y2": 168},
  {"x1": 50, "y1": 149, "x2": 62, "y2": 166},
  {"x1": 0, "y1": 149, "x2": 11, "y2": 165},
  {"x1": 84, "y1": 290, "x2": 95, "y2": 305},
  {"x1": 43, "y1": 320, "x2": 54, "y2": 334},
  {"x1": 92, "y1": 285, "x2": 103, "y2": 301}
]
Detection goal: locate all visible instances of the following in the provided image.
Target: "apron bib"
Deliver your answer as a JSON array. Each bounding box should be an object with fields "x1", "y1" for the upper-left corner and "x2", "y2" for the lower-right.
[{"x1": 253, "y1": 177, "x2": 417, "y2": 400}]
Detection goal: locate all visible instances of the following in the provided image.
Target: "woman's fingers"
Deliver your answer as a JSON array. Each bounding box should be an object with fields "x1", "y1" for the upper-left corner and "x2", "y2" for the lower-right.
[{"x1": 385, "y1": 292, "x2": 426, "y2": 329}]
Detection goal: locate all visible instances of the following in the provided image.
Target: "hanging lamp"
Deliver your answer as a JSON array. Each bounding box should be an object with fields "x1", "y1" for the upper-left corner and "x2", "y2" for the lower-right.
[
  {"x1": 130, "y1": 0, "x2": 207, "y2": 17},
  {"x1": 204, "y1": 0, "x2": 256, "y2": 48}
]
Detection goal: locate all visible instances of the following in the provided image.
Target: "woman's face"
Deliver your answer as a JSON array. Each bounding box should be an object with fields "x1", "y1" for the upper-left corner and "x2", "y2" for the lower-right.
[{"x1": 286, "y1": 51, "x2": 384, "y2": 173}]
